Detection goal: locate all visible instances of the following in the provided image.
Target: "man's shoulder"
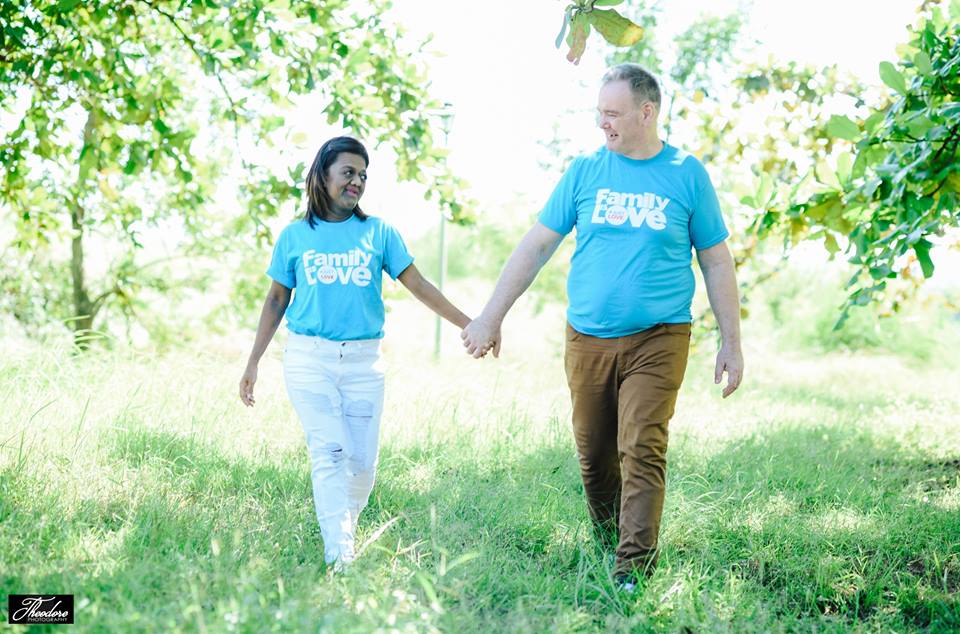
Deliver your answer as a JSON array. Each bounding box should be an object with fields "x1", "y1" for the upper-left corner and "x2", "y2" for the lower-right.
[
  {"x1": 667, "y1": 145, "x2": 706, "y2": 174},
  {"x1": 570, "y1": 147, "x2": 607, "y2": 167},
  {"x1": 560, "y1": 147, "x2": 607, "y2": 178},
  {"x1": 661, "y1": 143, "x2": 703, "y2": 168}
]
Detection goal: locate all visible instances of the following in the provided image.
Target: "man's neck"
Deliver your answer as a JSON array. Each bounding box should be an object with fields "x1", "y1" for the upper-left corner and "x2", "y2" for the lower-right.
[{"x1": 619, "y1": 136, "x2": 663, "y2": 160}]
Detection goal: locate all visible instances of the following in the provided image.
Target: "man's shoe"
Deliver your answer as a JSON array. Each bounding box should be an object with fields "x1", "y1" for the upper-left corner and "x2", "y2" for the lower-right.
[{"x1": 614, "y1": 574, "x2": 638, "y2": 594}]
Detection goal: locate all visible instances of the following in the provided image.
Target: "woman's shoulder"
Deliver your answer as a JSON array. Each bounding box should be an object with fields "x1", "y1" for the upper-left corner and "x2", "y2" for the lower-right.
[
  {"x1": 360, "y1": 214, "x2": 400, "y2": 234},
  {"x1": 279, "y1": 217, "x2": 310, "y2": 234}
]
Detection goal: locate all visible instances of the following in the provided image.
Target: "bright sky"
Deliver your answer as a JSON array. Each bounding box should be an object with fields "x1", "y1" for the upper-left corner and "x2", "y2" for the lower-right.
[{"x1": 350, "y1": 0, "x2": 920, "y2": 239}]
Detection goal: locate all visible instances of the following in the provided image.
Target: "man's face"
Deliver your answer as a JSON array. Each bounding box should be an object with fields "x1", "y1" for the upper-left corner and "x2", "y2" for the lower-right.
[{"x1": 596, "y1": 80, "x2": 656, "y2": 154}]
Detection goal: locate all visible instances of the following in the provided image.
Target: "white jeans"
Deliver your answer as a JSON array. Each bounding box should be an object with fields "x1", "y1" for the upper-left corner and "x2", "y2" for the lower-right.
[{"x1": 283, "y1": 332, "x2": 385, "y2": 565}]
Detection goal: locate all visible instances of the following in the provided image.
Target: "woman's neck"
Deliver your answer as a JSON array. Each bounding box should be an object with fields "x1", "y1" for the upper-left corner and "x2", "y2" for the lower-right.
[{"x1": 325, "y1": 207, "x2": 353, "y2": 222}]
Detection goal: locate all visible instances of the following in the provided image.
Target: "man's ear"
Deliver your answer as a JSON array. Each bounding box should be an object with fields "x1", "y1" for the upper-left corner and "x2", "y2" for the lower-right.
[{"x1": 643, "y1": 101, "x2": 658, "y2": 121}]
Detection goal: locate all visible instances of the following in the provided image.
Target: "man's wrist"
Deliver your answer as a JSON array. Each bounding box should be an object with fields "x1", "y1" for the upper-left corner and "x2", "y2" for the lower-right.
[
  {"x1": 478, "y1": 308, "x2": 503, "y2": 328},
  {"x1": 719, "y1": 333, "x2": 741, "y2": 348}
]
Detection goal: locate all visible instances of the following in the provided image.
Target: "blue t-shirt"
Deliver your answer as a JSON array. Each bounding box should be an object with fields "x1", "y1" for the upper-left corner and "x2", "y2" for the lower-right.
[
  {"x1": 539, "y1": 144, "x2": 728, "y2": 338},
  {"x1": 266, "y1": 215, "x2": 414, "y2": 340}
]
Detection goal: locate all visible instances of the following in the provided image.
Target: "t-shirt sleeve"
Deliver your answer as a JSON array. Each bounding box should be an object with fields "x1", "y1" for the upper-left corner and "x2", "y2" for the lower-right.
[
  {"x1": 382, "y1": 222, "x2": 415, "y2": 280},
  {"x1": 266, "y1": 226, "x2": 296, "y2": 288},
  {"x1": 537, "y1": 159, "x2": 581, "y2": 236},
  {"x1": 689, "y1": 165, "x2": 730, "y2": 250}
]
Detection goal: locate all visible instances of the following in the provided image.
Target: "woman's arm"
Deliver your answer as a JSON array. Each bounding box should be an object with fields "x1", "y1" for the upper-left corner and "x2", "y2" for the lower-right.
[
  {"x1": 239, "y1": 280, "x2": 292, "y2": 407},
  {"x1": 397, "y1": 264, "x2": 471, "y2": 330}
]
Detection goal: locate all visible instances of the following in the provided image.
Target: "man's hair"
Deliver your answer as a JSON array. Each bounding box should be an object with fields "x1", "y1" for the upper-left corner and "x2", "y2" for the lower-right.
[{"x1": 602, "y1": 63, "x2": 661, "y2": 111}]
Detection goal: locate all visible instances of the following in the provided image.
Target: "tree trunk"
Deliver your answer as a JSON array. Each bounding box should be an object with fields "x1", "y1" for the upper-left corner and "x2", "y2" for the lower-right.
[{"x1": 70, "y1": 109, "x2": 98, "y2": 349}]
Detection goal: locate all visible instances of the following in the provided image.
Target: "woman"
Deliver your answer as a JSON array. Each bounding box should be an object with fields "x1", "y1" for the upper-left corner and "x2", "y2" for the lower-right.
[{"x1": 239, "y1": 136, "x2": 471, "y2": 571}]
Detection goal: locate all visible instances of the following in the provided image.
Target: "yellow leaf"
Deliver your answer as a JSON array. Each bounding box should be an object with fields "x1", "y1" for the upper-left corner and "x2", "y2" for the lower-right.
[
  {"x1": 355, "y1": 96, "x2": 383, "y2": 110},
  {"x1": 587, "y1": 9, "x2": 644, "y2": 47},
  {"x1": 566, "y1": 18, "x2": 588, "y2": 65}
]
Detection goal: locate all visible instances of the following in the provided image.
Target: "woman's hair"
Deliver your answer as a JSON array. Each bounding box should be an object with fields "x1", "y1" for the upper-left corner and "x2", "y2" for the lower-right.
[{"x1": 303, "y1": 136, "x2": 370, "y2": 227}]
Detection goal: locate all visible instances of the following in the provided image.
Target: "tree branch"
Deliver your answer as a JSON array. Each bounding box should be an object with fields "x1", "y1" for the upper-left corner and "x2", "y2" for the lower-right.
[{"x1": 136, "y1": 0, "x2": 241, "y2": 130}]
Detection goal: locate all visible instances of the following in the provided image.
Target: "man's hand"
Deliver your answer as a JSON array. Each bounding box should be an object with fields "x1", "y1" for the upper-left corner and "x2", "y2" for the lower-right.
[
  {"x1": 714, "y1": 343, "x2": 743, "y2": 398},
  {"x1": 461, "y1": 315, "x2": 502, "y2": 359}
]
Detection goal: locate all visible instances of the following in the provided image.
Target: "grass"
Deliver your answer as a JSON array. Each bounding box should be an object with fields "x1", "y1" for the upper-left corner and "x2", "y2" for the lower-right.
[{"x1": 1, "y1": 297, "x2": 959, "y2": 633}]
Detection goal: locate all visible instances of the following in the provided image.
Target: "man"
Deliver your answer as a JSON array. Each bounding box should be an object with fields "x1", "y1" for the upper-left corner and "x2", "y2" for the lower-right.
[{"x1": 461, "y1": 64, "x2": 743, "y2": 589}]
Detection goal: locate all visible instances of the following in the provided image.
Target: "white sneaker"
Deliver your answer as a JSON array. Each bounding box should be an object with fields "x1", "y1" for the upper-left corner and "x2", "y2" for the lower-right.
[
  {"x1": 328, "y1": 549, "x2": 355, "y2": 574},
  {"x1": 331, "y1": 557, "x2": 352, "y2": 574}
]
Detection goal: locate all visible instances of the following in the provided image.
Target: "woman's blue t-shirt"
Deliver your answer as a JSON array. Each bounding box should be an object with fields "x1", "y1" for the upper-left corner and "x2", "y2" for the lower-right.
[{"x1": 266, "y1": 215, "x2": 414, "y2": 340}]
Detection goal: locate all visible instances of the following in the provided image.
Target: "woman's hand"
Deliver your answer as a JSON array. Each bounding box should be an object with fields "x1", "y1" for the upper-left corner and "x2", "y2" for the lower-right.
[{"x1": 239, "y1": 364, "x2": 258, "y2": 407}]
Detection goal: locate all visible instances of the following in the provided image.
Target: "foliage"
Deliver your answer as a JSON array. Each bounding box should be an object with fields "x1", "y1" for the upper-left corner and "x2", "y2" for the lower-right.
[
  {"x1": 0, "y1": 0, "x2": 471, "y2": 344},
  {"x1": 555, "y1": 0, "x2": 645, "y2": 65},
  {"x1": 411, "y1": 211, "x2": 573, "y2": 313},
  {"x1": 751, "y1": 3, "x2": 960, "y2": 319},
  {"x1": 752, "y1": 265, "x2": 960, "y2": 364}
]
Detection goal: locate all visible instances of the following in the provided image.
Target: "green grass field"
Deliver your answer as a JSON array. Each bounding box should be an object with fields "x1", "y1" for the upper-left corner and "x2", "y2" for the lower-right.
[{"x1": 2, "y1": 298, "x2": 959, "y2": 632}]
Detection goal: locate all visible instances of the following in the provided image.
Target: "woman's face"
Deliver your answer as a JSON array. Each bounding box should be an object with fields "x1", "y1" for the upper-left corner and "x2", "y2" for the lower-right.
[{"x1": 325, "y1": 152, "x2": 367, "y2": 212}]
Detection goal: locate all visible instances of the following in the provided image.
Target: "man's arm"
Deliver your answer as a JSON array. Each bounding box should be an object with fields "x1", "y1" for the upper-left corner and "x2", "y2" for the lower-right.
[
  {"x1": 461, "y1": 222, "x2": 564, "y2": 358},
  {"x1": 696, "y1": 240, "x2": 743, "y2": 398}
]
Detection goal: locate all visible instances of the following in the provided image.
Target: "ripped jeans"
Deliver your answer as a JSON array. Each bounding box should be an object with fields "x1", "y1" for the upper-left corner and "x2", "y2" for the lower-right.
[{"x1": 283, "y1": 332, "x2": 385, "y2": 565}]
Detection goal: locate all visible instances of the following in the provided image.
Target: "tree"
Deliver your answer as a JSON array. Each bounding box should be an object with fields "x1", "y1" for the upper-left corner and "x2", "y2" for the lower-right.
[
  {"x1": 0, "y1": 0, "x2": 470, "y2": 346},
  {"x1": 752, "y1": 1, "x2": 960, "y2": 320}
]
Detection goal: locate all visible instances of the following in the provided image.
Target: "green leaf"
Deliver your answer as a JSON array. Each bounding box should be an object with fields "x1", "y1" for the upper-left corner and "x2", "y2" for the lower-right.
[
  {"x1": 56, "y1": 0, "x2": 83, "y2": 12},
  {"x1": 755, "y1": 173, "x2": 773, "y2": 207},
  {"x1": 863, "y1": 110, "x2": 887, "y2": 134},
  {"x1": 592, "y1": 0, "x2": 626, "y2": 5},
  {"x1": 879, "y1": 61, "x2": 907, "y2": 94},
  {"x1": 815, "y1": 160, "x2": 841, "y2": 190},
  {"x1": 555, "y1": 8, "x2": 572, "y2": 49},
  {"x1": 586, "y1": 9, "x2": 644, "y2": 47},
  {"x1": 914, "y1": 239, "x2": 934, "y2": 278},
  {"x1": 914, "y1": 51, "x2": 933, "y2": 76},
  {"x1": 826, "y1": 114, "x2": 860, "y2": 141},
  {"x1": 836, "y1": 152, "x2": 853, "y2": 184},
  {"x1": 824, "y1": 233, "x2": 841, "y2": 256}
]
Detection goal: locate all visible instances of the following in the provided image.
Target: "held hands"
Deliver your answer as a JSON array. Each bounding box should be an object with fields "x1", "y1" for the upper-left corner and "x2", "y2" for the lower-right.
[
  {"x1": 461, "y1": 315, "x2": 502, "y2": 359},
  {"x1": 239, "y1": 364, "x2": 258, "y2": 407},
  {"x1": 714, "y1": 342, "x2": 743, "y2": 398}
]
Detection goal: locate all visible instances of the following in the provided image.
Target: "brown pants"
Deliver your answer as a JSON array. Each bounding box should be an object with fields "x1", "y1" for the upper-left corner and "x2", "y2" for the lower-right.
[{"x1": 564, "y1": 322, "x2": 691, "y2": 577}]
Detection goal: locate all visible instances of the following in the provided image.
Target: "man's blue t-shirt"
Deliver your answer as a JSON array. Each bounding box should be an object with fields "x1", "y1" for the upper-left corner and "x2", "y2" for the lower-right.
[
  {"x1": 539, "y1": 144, "x2": 728, "y2": 338},
  {"x1": 266, "y1": 215, "x2": 414, "y2": 340}
]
